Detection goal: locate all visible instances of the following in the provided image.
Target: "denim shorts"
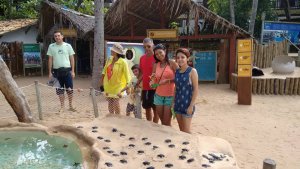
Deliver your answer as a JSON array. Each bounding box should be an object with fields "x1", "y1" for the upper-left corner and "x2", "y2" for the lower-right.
[
  {"x1": 175, "y1": 106, "x2": 195, "y2": 118},
  {"x1": 153, "y1": 94, "x2": 173, "y2": 106}
]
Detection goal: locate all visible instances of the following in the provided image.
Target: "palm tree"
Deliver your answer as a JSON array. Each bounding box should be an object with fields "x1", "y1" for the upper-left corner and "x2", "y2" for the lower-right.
[
  {"x1": 248, "y1": 0, "x2": 258, "y2": 36},
  {"x1": 229, "y1": 0, "x2": 235, "y2": 24},
  {"x1": 92, "y1": 0, "x2": 105, "y2": 89}
]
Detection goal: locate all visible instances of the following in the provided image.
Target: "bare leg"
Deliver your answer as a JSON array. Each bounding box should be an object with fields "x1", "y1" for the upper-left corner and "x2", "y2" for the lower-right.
[
  {"x1": 181, "y1": 117, "x2": 193, "y2": 133},
  {"x1": 155, "y1": 105, "x2": 164, "y2": 124},
  {"x1": 59, "y1": 94, "x2": 65, "y2": 109},
  {"x1": 145, "y1": 108, "x2": 152, "y2": 121},
  {"x1": 152, "y1": 106, "x2": 159, "y2": 123},
  {"x1": 114, "y1": 98, "x2": 120, "y2": 114},
  {"x1": 176, "y1": 114, "x2": 184, "y2": 131},
  {"x1": 107, "y1": 98, "x2": 114, "y2": 114},
  {"x1": 162, "y1": 105, "x2": 172, "y2": 126},
  {"x1": 67, "y1": 88, "x2": 74, "y2": 109}
]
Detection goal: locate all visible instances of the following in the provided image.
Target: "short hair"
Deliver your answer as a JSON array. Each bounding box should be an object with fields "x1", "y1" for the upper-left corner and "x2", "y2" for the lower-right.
[
  {"x1": 143, "y1": 38, "x2": 153, "y2": 44},
  {"x1": 176, "y1": 48, "x2": 191, "y2": 58},
  {"x1": 131, "y1": 64, "x2": 140, "y2": 71},
  {"x1": 54, "y1": 30, "x2": 63, "y2": 35}
]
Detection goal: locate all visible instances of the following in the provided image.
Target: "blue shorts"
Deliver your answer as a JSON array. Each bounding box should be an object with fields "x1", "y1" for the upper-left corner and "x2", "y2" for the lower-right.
[
  {"x1": 154, "y1": 94, "x2": 173, "y2": 106},
  {"x1": 175, "y1": 106, "x2": 195, "y2": 118},
  {"x1": 54, "y1": 71, "x2": 73, "y2": 95}
]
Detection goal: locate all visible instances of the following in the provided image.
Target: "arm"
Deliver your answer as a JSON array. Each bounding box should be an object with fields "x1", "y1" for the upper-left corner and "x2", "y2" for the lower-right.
[
  {"x1": 187, "y1": 68, "x2": 199, "y2": 115},
  {"x1": 48, "y1": 56, "x2": 53, "y2": 79},
  {"x1": 69, "y1": 55, "x2": 75, "y2": 78}
]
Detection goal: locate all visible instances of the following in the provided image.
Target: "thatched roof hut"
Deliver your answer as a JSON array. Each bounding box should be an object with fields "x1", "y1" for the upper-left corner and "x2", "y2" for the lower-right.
[{"x1": 105, "y1": 0, "x2": 251, "y2": 38}]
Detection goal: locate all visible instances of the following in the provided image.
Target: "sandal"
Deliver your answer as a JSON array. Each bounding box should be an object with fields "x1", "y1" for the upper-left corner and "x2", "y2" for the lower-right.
[{"x1": 68, "y1": 107, "x2": 77, "y2": 112}]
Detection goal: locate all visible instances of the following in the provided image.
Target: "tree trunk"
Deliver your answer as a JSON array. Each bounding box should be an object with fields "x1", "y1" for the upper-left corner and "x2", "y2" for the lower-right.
[
  {"x1": 8, "y1": 0, "x2": 12, "y2": 19},
  {"x1": 248, "y1": 0, "x2": 258, "y2": 36},
  {"x1": 92, "y1": 0, "x2": 105, "y2": 88},
  {"x1": 229, "y1": 0, "x2": 235, "y2": 24},
  {"x1": 0, "y1": 58, "x2": 33, "y2": 123},
  {"x1": 282, "y1": 0, "x2": 291, "y2": 21}
]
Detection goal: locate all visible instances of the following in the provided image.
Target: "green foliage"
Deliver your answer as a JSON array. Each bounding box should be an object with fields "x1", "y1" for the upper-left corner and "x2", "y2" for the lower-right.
[
  {"x1": 208, "y1": 0, "x2": 277, "y2": 38},
  {"x1": 169, "y1": 21, "x2": 179, "y2": 29},
  {"x1": 56, "y1": 0, "x2": 94, "y2": 15}
]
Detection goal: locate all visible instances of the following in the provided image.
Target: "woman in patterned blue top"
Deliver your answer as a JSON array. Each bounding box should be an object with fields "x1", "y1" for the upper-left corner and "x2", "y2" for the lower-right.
[{"x1": 173, "y1": 48, "x2": 198, "y2": 133}]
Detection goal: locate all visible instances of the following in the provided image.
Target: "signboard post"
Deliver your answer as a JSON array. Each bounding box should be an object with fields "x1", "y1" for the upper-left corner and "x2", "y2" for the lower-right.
[
  {"x1": 237, "y1": 39, "x2": 253, "y2": 105},
  {"x1": 23, "y1": 44, "x2": 43, "y2": 76}
]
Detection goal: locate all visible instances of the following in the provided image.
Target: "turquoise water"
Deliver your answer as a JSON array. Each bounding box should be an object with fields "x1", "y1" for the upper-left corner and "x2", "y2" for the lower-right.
[{"x1": 0, "y1": 131, "x2": 83, "y2": 169}]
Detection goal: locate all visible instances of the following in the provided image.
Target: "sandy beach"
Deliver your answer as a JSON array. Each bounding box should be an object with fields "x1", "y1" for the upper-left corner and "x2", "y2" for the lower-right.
[{"x1": 0, "y1": 76, "x2": 299, "y2": 169}]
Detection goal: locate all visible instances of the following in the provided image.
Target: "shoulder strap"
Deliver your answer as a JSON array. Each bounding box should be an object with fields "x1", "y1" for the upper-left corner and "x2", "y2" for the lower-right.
[{"x1": 157, "y1": 64, "x2": 167, "y2": 84}]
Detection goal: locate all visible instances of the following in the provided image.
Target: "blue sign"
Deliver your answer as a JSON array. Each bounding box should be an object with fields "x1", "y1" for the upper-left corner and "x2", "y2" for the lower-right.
[
  {"x1": 194, "y1": 51, "x2": 217, "y2": 82},
  {"x1": 262, "y1": 21, "x2": 300, "y2": 44}
]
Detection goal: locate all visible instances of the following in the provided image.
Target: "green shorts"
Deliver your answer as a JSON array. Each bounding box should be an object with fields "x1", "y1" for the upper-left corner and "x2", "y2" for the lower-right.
[{"x1": 154, "y1": 94, "x2": 173, "y2": 106}]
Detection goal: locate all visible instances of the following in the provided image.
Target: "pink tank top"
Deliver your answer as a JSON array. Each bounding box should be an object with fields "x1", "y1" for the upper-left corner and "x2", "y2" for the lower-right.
[{"x1": 155, "y1": 62, "x2": 175, "y2": 96}]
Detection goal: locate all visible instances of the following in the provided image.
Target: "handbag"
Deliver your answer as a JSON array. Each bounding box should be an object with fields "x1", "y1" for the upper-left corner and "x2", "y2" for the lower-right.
[{"x1": 150, "y1": 63, "x2": 167, "y2": 89}]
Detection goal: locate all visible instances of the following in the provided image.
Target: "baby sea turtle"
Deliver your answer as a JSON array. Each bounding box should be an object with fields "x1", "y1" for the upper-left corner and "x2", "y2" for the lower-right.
[
  {"x1": 168, "y1": 144, "x2": 175, "y2": 148},
  {"x1": 152, "y1": 145, "x2": 159, "y2": 150},
  {"x1": 104, "y1": 139, "x2": 111, "y2": 143},
  {"x1": 107, "y1": 150, "x2": 114, "y2": 154},
  {"x1": 129, "y1": 137, "x2": 135, "y2": 141},
  {"x1": 92, "y1": 126, "x2": 98, "y2": 129},
  {"x1": 179, "y1": 155, "x2": 186, "y2": 160},
  {"x1": 165, "y1": 163, "x2": 173, "y2": 168},
  {"x1": 112, "y1": 154, "x2": 119, "y2": 157},
  {"x1": 164, "y1": 139, "x2": 171, "y2": 143},
  {"x1": 103, "y1": 147, "x2": 110, "y2": 150},
  {"x1": 145, "y1": 142, "x2": 151, "y2": 145},
  {"x1": 120, "y1": 159, "x2": 127, "y2": 164},
  {"x1": 97, "y1": 136, "x2": 103, "y2": 140},
  {"x1": 137, "y1": 150, "x2": 144, "y2": 154},
  {"x1": 76, "y1": 126, "x2": 83, "y2": 129},
  {"x1": 105, "y1": 162, "x2": 113, "y2": 167},
  {"x1": 202, "y1": 164, "x2": 211, "y2": 168},
  {"x1": 143, "y1": 161, "x2": 150, "y2": 166},
  {"x1": 92, "y1": 130, "x2": 98, "y2": 133},
  {"x1": 128, "y1": 144, "x2": 135, "y2": 148},
  {"x1": 182, "y1": 141, "x2": 189, "y2": 145},
  {"x1": 112, "y1": 128, "x2": 118, "y2": 132},
  {"x1": 120, "y1": 133, "x2": 126, "y2": 137},
  {"x1": 146, "y1": 166, "x2": 155, "y2": 169},
  {"x1": 73, "y1": 162, "x2": 80, "y2": 167},
  {"x1": 181, "y1": 148, "x2": 189, "y2": 154},
  {"x1": 157, "y1": 154, "x2": 165, "y2": 158},
  {"x1": 63, "y1": 144, "x2": 68, "y2": 148},
  {"x1": 187, "y1": 158, "x2": 195, "y2": 163},
  {"x1": 142, "y1": 137, "x2": 148, "y2": 141},
  {"x1": 120, "y1": 151, "x2": 127, "y2": 155}
]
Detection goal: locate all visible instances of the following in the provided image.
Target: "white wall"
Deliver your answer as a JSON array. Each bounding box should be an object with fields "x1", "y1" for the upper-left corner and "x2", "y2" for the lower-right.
[{"x1": 0, "y1": 25, "x2": 38, "y2": 43}]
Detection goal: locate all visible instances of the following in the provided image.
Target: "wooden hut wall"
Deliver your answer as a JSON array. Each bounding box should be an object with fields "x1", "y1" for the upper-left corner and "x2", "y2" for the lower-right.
[{"x1": 0, "y1": 42, "x2": 23, "y2": 76}]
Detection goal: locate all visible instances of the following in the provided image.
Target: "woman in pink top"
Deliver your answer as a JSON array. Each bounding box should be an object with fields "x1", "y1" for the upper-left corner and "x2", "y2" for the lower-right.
[{"x1": 150, "y1": 44, "x2": 178, "y2": 126}]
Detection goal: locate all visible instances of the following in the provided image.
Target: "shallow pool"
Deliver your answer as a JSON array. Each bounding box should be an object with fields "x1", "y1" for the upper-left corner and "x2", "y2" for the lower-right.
[{"x1": 0, "y1": 131, "x2": 83, "y2": 169}]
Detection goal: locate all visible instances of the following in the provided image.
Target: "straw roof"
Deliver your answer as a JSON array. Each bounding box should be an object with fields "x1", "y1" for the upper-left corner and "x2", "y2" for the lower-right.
[
  {"x1": 41, "y1": 1, "x2": 94, "y2": 37},
  {"x1": 0, "y1": 19, "x2": 37, "y2": 36},
  {"x1": 105, "y1": 0, "x2": 251, "y2": 37}
]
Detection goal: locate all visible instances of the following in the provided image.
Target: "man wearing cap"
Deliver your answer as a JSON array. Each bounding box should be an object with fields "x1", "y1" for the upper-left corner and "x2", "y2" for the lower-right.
[
  {"x1": 138, "y1": 38, "x2": 159, "y2": 123},
  {"x1": 47, "y1": 30, "x2": 76, "y2": 112},
  {"x1": 100, "y1": 43, "x2": 131, "y2": 114}
]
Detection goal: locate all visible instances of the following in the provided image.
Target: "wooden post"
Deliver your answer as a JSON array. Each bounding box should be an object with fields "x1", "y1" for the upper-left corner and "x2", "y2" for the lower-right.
[
  {"x1": 263, "y1": 158, "x2": 276, "y2": 169},
  {"x1": 34, "y1": 81, "x2": 43, "y2": 120},
  {"x1": 252, "y1": 78, "x2": 257, "y2": 94},
  {"x1": 90, "y1": 87, "x2": 99, "y2": 118},
  {"x1": 229, "y1": 34, "x2": 236, "y2": 81}
]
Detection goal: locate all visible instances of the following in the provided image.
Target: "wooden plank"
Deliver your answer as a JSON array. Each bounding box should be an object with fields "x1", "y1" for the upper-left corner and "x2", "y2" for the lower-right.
[
  {"x1": 274, "y1": 79, "x2": 279, "y2": 95},
  {"x1": 252, "y1": 78, "x2": 257, "y2": 94},
  {"x1": 279, "y1": 79, "x2": 285, "y2": 95},
  {"x1": 238, "y1": 77, "x2": 252, "y2": 105},
  {"x1": 298, "y1": 77, "x2": 300, "y2": 95},
  {"x1": 289, "y1": 78, "x2": 294, "y2": 95},
  {"x1": 266, "y1": 79, "x2": 270, "y2": 95},
  {"x1": 285, "y1": 78, "x2": 290, "y2": 95},
  {"x1": 262, "y1": 79, "x2": 266, "y2": 95},
  {"x1": 294, "y1": 78, "x2": 299, "y2": 95},
  {"x1": 257, "y1": 79, "x2": 262, "y2": 94},
  {"x1": 270, "y1": 79, "x2": 274, "y2": 94}
]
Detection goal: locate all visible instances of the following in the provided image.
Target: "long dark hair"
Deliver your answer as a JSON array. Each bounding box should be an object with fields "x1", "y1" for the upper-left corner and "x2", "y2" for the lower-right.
[{"x1": 153, "y1": 43, "x2": 169, "y2": 64}]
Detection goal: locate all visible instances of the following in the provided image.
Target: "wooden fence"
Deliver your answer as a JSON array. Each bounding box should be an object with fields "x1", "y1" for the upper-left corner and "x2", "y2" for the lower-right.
[{"x1": 253, "y1": 40, "x2": 288, "y2": 68}]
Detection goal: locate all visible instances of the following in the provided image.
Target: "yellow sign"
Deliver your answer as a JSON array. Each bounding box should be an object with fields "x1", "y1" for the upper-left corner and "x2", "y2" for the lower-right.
[
  {"x1": 58, "y1": 28, "x2": 77, "y2": 37},
  {"x1": 238, "y1": 65, "x2": 252, "y2": 77},
  {"x1": 238, "y1": 52, "x2": 252, "y2": 65},
  {"x1": 237, "y1": 39, "x2": 253, "y2": 52},
  {"x1": 147, "y1": 29, "x2": 177, "y2": 39}
]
